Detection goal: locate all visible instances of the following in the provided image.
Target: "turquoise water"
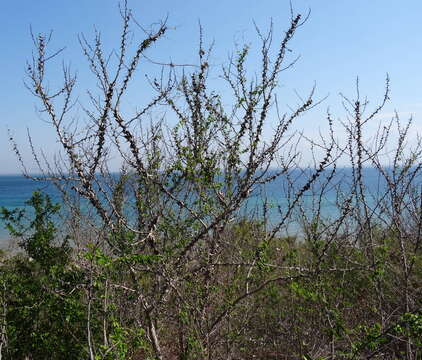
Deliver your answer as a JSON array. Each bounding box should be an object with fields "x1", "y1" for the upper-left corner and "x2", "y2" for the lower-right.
[
  {"x1": 1, "y1": 169, "x2": 420, "y2": 243},
  {"x1": 0, "y1": 176, "x2": 61, "y2": 242}
]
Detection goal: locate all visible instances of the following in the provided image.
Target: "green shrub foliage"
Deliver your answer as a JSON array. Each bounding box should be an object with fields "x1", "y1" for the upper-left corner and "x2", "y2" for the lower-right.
[{"x1": 1, "y1": 193, "x2": 88, "y2": 359}]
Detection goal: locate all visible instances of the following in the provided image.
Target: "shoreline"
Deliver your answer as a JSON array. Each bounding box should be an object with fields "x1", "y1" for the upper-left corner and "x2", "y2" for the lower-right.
[{"x1": 0, "y1": 230, "x2": 19, "y2": 250}]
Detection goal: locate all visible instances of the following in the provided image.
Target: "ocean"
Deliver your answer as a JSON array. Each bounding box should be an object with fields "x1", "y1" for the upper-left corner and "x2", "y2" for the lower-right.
[
  {"x1": 0, "y1": 176, "x2": 61, "y2": 243},
  {"x1": 1, "y1": 169, "x2": 420, "y2": 245}
]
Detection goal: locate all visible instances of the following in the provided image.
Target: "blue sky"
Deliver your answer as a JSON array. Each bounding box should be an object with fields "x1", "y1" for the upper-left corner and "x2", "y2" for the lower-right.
[{"x1": 1, "y1": 0, "x2": 422, "y2": 174}]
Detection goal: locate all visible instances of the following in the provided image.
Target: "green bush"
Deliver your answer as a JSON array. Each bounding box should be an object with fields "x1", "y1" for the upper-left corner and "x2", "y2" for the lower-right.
[{"x1": 0, "y1": 192, "x2": 89, "y2": 359}]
